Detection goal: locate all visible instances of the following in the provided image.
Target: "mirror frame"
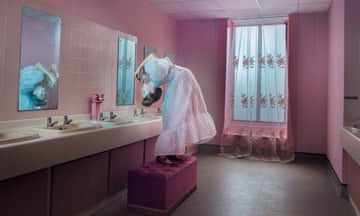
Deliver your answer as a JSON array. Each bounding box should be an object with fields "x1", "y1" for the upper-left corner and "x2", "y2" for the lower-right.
[
  {"x1": 18, "y1": 6, "x2": 62, "y2": 111},
  {"x1": 116, "y1": 32, "x2": 137, "y2": 106}
]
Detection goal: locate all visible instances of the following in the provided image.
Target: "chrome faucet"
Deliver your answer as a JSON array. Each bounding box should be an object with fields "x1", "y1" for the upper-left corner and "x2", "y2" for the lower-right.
[
  {"x1": 47, "y1": 117, "x2": 58, "y2": 128},
  {"x1": 110, "y1": 111, "x2": 117, "y2": 120},
  {"x1": 63, "y1": 115, "x2": 73, "y2": 125},
  {"x1": 140, "y1": 107, "x2": 146, "y2": 115},
  {"x1": 99, "y1": 112, "x2": 106, "y2": 121}
]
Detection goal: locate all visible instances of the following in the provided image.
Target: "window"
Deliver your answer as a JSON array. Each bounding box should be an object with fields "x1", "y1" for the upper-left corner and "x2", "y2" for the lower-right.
[{"x1": 232, "y1": 24, "x2": 287, "y2": 123}]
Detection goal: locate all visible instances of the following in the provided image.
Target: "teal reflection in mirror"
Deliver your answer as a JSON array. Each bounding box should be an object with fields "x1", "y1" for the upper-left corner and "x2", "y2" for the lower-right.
[
  {"x1": 116, "y1": 34, "x2": 137, "y2": 106},
  {"x1": 18, "y1": 6, "x2": 61, "y2": 111}
]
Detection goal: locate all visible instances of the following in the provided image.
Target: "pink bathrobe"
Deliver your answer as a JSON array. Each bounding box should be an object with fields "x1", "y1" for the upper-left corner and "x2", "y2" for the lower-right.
[{"x1": 143, "y1": 59, "x2": 216, "y2": 156}]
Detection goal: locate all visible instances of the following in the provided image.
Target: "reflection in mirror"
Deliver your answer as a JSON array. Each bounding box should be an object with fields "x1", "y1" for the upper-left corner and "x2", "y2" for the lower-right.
[
  {"x1": 18, "y1": 6, "x2": 62, "y2": 111},
  {"x1": 144, "y1": 45, "x2": 157, "y2": 58},
  {"x1": 116, "y1": 33, "x2": 137, "y2": 106}
]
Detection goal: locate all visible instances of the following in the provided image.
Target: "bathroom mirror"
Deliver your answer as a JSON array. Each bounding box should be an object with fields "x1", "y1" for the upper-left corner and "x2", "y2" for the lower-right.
[
  {"x1": 116, "y1": 33, "x2": 137, "y2": 106},
  {"x1": 18, "y1": 6, "x2": 62, "y2": 111}
]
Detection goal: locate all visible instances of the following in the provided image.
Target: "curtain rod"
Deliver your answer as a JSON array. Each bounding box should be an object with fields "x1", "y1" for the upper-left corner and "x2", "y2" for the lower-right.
[{"x1": 233, "y1": 16, "x2": 288, "y2": 26}]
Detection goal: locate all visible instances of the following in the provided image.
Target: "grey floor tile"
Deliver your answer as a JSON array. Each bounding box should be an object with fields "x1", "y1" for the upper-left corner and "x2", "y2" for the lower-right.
[{"x1": 93, "y1": 148, "x2": 357, "y2": 216}]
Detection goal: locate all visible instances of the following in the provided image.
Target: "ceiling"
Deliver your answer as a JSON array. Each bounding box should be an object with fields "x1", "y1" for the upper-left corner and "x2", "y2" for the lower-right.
[{"x1": 146, "y1": 0, "x2": 332, "y2": 20}]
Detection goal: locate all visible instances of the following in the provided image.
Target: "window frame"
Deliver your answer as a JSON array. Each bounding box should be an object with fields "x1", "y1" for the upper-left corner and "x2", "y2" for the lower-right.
[{"x1": 232, "y1": 23, "x2": 288, "y2": 124}]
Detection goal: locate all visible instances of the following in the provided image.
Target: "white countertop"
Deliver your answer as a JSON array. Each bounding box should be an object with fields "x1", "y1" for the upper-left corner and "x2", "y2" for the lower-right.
[
  {"x1": 340, "y1": 127, "x2": 360, "y2": 166},
  {"x1": 0, "y1": 116, "x2": 163, "y2": 181}
]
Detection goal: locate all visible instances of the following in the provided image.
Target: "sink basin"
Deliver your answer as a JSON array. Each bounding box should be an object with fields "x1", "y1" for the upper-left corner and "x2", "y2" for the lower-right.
[
  {"x1": 32, "y1": 122, "x2": 102, "y2": 133},
  {"x1": 98, "y1": 115, "x2": 162, "y2": 126},
  {"x1": 350, "y1": 124, "x2": 360, "y2": 133},
  {"x1": 112, "y1": 117, "x2": 141, "y2": 125},
  {"x1": 143, "y1": 114, "x2": 162, "y2": 120},
  {"x1": 0, "y1": 130, "x2": 40, "y2": 145},
  {"x1": 93, "y1": 121, "x2": 115, "y2": 128}
]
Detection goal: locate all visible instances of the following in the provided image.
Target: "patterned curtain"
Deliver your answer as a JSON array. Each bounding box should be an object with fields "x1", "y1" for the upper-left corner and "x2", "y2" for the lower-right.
[{"x1": 220, "y1": 22, "x2": 294, "y2": 163}]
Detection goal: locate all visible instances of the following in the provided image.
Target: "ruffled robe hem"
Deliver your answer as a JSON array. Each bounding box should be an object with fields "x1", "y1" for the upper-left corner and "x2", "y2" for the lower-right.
[{"x1": 154, "y1": 112, "x2": 216, "y2": 155}]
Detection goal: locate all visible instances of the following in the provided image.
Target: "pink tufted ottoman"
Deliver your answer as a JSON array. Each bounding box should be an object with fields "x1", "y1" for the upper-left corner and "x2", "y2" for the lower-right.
[{"x1": 127, "y1": 155, "x2": 197, "y2": 216}]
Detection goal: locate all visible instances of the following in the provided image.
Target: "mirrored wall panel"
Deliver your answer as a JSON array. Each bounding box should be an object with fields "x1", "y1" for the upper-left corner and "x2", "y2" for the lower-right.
[
  {"x1": 18, "y1": 6, "x2": 62, "y2": 111},
  {"x1": 116, "y1": 33, "x2": 137, "y2": 106}
]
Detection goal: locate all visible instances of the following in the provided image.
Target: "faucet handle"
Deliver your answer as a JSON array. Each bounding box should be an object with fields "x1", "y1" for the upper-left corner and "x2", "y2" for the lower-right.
[
  {"x1": 109, "y1": 111, "x2": 117, "y2": 120},
  {"x1": 47, "y1": 116, "x2": 52, "y2": 124},
  {"x1": 47, "y1": 117, "x2": 52, "y2": 127},
  {"x1": 140, "y1": 107, "x2": 146, "y2": 115},
  {"x1": 99, "y1": 112, "x2": 105, "y2": 121},
  {"x1": 47, "y1": 116, "x2": 58, "y2": 127},
  {"x1": 63, "y1": 115, "x2": 73, "y2": 125}
]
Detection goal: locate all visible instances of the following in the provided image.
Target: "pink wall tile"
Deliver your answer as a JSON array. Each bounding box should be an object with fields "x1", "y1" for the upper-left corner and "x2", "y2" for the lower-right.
[
  {"x1": 81, "y1": 33, "x2": 98, "y2": 49},
  {"x1": 5, "y1": 47, "x2": 20, "y2": 68},
  {"x1": 71, "y1": 29, "x2": 82, "y2": 45},
  {"x1": 40, "y1": 0, "x2": 177, "y2": 54},
  {"x1": 81, "y1": 46, "x2": 98, "y2": 61},
  {"x1": 58, "y1": 87, "x2": 82, "y2": 113},
  {"x1": 80, "y1": 60, "x2": 98, "y2": 75},
  {"x1": 82, "y1": 19, "x2": 100, "y2": 36},
  {"x1": 2, "y1": 84, "x2": 19, "y2": 117},
  {"x1": 23, "y1": 0, "x2": 39, "y2": 8},
  {"x1": 3, "y1": 64, "x2": 19, "y2": 86},
  {"x1": 60, "y1": 71, "x2": 80, "y2": 87},
  {"x1": 0, "y1": 46, "x2": 4, "y2": 83},
  {"x1": 7, "y1": 0, "x2": 22, "y2": 19},
  {"x1": 5, "y1": 0, "x2": 21, "y2": 49},
  {"x1": 0, "y1": 27, "x2": 5, "y2": 47},
  {"x1": 70, "y1": 44, "x2": 82, "y2": 59},
  {"x1": 0, "y1": 1, "x2": 7, "y2": 27},
  {"x1": 0, "y1": 0, "x2": 177, "y2": 120},
  {"x1": 0, "y1": 84, "x2": 3, "y2": 115},
  {"x1": 68, "y1": 58, "x2": 82, "y2": 73}
]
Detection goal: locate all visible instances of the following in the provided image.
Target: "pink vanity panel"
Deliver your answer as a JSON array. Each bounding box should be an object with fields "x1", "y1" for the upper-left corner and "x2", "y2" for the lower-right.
[
  {"x1": 51, "y1": 152, "x2": 108, "y2": 216},
  {"x1": 108, "y1": 141, "x2": 144, "y2": 196},
  {"x1": 0, "y1": 168, "x2": 49, "y2": 216}
]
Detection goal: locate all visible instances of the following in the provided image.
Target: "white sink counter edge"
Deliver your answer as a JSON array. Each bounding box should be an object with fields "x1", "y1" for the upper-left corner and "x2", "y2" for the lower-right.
[
  {"x1": 0, "y1": 118, "x2": 163, "y2": 181},
  {"x1": 340, "y1": 127, "x2": 360, "y2": 166}
]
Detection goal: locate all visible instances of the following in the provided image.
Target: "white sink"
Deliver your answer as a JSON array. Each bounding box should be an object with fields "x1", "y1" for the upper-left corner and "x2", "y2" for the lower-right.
[
  {"x1": 0, "y1": 130, "x2": 40, "y2": 145},
  {"x1": 340, "y1": 127, "x2": 360, "y2": 167},
  {"x1": 93, "y1": 121, "x2": 115, "y2": 128},
  {"x1": 111, "y1": 117, "x2": 141, "y2": 125},
  {"x1": 350, "y1": 124, "x2": 360, "y2": 133},
  {"x1": 141, "y1": 114, "x2": 162, "y2": 119},
  {"x1": 32, "y1": 122, "x2": 102, "y2": 133}
]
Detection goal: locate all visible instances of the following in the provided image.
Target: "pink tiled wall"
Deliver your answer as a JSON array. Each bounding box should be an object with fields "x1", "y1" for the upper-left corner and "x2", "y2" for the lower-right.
[{"x1": 0, "y1": 0, "x2": 177, "y2": 121}]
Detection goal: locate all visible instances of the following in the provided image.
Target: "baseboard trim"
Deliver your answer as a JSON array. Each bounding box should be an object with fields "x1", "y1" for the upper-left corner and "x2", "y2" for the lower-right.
[
  {"x1": 294, "y1": 152, "x2": 327, "y2": 162},
  {"x1": 326, "y1": 158, "x2": 348, "y2": 198},
  {"x1": 76, "y1": 189, "x2": 127, "y2": 216},
  {"x1": 198, "y1": 143, "x2": 220, "y2": 153},
  {"x1": 349, "y1": 194, "x2": 360, "y2": 216}
]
